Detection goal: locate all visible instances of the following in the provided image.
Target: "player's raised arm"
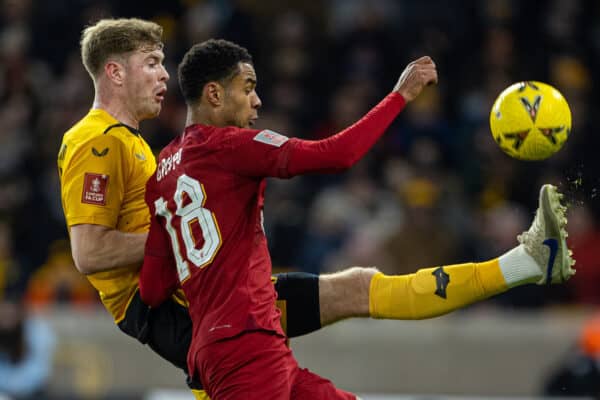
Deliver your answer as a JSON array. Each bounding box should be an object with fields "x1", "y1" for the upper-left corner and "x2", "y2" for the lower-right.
[
  {"x1": 280, "y1": 56, "x2": 438, "y2": 176},
  {"x1": 177, "y1": 40, "x2": 438, "y2": 179},
  {"x1": 218, "y1": 56, "x2": 438, "y2": 179}
]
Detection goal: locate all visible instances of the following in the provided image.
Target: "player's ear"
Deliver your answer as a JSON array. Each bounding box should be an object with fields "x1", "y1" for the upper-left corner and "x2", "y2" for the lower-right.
[
  {"x1": 204, "y1": 82, "x2": 224, "y2": 107},
  {"x1": 105, "y1": 60, "x2": 125, "y2": 86}
]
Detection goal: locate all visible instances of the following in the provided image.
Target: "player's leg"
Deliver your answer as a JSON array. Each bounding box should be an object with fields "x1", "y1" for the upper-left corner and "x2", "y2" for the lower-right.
[
  {"x1": 118, "y1": 289, "x2": 190, "y2": 370},
  {"x1": 318, "y1": 266, "x2": 374, "y2": 325},
  {"x1": 319, "y1": 184, "x2": 575, "y2": 324},
  {"x1": 291, "y1": 367, "x2": 358, "y2": 400},
  {"x1": 118, "y1": 273, "x2": 319, "y2": 397},
  {"x1": 316, "y1": 256, "x2": 508, "y2": 323},
  {"x1": 272, "y1": 272, "x2": 321, "y2": 337},
  {"x1": 196, "y1": 331, "x2": 295, "y2": 400},
  {"x1": 117, "y1": 289, "x2": 209, "y2": 398}
]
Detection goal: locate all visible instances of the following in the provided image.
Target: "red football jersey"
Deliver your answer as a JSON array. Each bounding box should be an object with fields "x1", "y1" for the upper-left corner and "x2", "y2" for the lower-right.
[
  {"x1": 142, "y1": 125, "x2": 299, "y2": 369},
  {"x1": 139, "y1": 92, "x2": 405, "y2": 377}
]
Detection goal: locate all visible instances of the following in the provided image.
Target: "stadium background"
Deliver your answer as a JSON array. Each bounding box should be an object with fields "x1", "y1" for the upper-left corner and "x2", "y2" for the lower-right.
[{"x1": 1, "y1": 0, "x2": 600, "y2": 398}]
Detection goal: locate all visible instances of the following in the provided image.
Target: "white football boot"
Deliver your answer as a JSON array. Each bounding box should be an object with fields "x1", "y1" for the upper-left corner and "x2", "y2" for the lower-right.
[{"x1": 518, "y1": 184, "x2": 576, "y2": 284}]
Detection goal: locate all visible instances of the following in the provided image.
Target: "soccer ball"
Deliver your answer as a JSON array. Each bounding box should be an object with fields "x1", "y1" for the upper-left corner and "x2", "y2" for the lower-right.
[{"x1": 489, "y1": 81, "x2": 571, "y2": 160}]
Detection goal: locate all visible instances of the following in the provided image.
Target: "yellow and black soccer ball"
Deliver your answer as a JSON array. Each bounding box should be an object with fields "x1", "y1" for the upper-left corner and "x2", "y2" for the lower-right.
[{"x1": 489, "y1": 81, "x2": 571, "y2": 160}]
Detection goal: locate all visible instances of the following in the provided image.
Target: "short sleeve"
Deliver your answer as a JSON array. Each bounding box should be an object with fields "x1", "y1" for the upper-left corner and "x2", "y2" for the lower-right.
[{"x1": 61, "y1": 134, "x2": 129, "y2": 228}]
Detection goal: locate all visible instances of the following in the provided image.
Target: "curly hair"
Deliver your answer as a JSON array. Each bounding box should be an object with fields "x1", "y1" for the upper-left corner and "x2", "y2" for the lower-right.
[
  {"x1": 81, "y1": 18, "x2": 163, "y2": 80},
  {"x1": 178, "y1": 39, "x2": 253, "y2": 105}
]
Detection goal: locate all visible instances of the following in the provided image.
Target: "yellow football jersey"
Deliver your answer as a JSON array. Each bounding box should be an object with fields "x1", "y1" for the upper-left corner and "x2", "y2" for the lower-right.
[{"x1": 58, "y1": 108, "x2": 156, "y2": 322}]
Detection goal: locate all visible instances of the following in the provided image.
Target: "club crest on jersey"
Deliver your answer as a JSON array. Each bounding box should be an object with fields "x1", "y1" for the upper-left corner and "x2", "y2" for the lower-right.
[
  {"x1": 82, "y1": 173, "x2": 109, "y2": 205},
  {"x1": 92, "y1": 147, "x2": 109, "y2": 157},
  {"x1": 253, "y1": 130, "x2": 289, "y2": 147}
]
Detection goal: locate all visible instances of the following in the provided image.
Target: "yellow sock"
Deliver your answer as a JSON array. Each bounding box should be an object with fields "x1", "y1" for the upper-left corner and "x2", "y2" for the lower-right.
[
  {"x1": 191, "y1": 389, "x2": 210, "y2": 400},
  {"x1": 369, "y1": 259, "x2": 508, "y2": 320}
]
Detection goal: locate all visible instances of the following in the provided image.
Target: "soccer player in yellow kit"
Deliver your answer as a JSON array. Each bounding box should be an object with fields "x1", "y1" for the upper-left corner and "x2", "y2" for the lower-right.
[{"x1": 58, "y1": 19, "x2": 575, "y2": 400}]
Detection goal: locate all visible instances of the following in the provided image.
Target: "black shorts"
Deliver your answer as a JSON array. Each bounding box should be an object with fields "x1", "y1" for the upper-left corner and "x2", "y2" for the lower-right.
[{"x1": 118, "y1": 272, "x2": 321, "y2": 389}]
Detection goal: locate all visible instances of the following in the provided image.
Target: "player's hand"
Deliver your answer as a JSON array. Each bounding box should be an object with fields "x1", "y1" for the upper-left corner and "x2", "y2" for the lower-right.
[{"x1": 393, "y1": 56, "x2": 438, "y2": 102}]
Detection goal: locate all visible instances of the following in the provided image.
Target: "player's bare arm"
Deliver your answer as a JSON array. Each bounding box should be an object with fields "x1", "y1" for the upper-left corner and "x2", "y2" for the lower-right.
[
  {"x1": 393, "y1": 56, "x2": 438, "y2": 102},
  {"x1": 70, "y1": 224, "x2": 147, "y2": 274}
]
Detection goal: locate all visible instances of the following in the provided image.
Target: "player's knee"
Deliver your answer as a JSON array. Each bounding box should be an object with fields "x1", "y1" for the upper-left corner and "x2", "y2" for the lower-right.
[
  {"x1": 318, "y1": 266, "x2": 379, "y2": 323},
  {"x1": 321, "y1": 266, "x2": 380, "y2": 291},
  {"x1": 351, "y1": 265, "x2": 379, "y2": 278},
  {"x1": 355, "y1": 266, "x2": 380, "y2": 279},
  {"x1": 356, "y1": 267, "x2": 379, "y2": 291}
]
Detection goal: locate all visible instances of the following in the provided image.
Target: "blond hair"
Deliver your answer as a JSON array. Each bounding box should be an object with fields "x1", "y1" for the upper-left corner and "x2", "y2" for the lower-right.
[{"x1": 80, "y1": 18, "x2": 163, "y2": 80}]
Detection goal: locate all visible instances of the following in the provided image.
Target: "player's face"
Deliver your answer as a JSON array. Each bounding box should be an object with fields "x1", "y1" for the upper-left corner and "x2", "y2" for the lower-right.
[
  {"x1": 221, "y1": 62, "x2": 262, "y2": 129},
  {"x1": 123, "y1": 46, "x2": 169, "y2": 121}
]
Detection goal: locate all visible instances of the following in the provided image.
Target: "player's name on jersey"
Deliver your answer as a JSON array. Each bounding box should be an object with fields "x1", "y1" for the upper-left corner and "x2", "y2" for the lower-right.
[{"x1": 157, "y1": 148, "x2": 183, "y2": 182}]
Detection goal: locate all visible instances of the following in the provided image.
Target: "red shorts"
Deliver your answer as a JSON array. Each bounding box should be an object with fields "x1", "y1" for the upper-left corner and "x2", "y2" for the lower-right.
[{"x1": 195, "y1": 330, "x2": 356, "y2": 400}]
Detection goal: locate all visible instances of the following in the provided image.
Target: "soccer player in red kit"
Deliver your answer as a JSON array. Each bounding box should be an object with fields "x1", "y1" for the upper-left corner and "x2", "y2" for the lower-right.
[
  {"x1": 139, "y1": 39, "x2": 574, "y2": 399},
  {"x1": 140, "y1": 39, "x2": 436, "y2": 400}
]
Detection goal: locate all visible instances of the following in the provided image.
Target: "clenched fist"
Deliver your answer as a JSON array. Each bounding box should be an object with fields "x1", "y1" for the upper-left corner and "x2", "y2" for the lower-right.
[{"x1": 393, "y1": 56, "x2": 438, "y2": 102}]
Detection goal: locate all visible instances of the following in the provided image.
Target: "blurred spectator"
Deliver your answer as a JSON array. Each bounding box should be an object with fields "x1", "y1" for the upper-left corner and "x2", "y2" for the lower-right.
[
  {"x1": 0, "y1": 0, "x2": 595, "y2": 310},
  {"x1": 296, "y1": 172, "x2": 363, "y2": 274},
  {"x1": 317, "y1": 167, "x2": 404, "y2": 272},
  {"x1": 0, "y1": 221, "x2": 15, "y2": 296},
  {"x1": 543, "y1": 312, "x2": 600, "y2": 397},
  {"x1": 565, "y1": 203, "x2": 600, "y2": 305},
  {"x1": 25, "y1": 241, "x2": 98, "y2": 308},
  {"x1": 386, "y1": 87, "x2": 454, "y2": 165},
  {"x1": 377, "y1": 171, "x2": 460, "y2": 275},
  {"x1": 0, "y1": 297, "x2": 56, "y2": 399}
]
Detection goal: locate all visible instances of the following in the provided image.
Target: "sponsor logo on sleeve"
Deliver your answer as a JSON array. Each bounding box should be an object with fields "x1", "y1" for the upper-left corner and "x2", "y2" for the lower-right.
[
  {"x1": 432, "y1": 266, "x2": 450, "y2": 299},
  {"x1": 253, "y1": 130, "x2": 289, "y2": 147},
  {"x1": 81, "y1": 173, "x2": 109, "y2": 205}
]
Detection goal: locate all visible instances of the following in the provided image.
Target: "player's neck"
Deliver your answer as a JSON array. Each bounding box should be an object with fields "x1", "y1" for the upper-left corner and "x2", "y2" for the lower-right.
[
  {"x1": 186, "y1": 107, "x2": 223, "y2": 128},
  {"x1": 93, "y1": 88, "x2": 141, "y2": 129}
]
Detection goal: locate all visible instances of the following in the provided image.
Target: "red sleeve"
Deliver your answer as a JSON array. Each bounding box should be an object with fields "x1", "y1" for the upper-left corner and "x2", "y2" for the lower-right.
[
  {"x1": 219, "y1": 129, "x2": 292, "y2": 178},
  {"x1": 219, "y1": 92, "x2": 405, "y2": 178},
  {"x1": 285, "y1": 92, "x2": 405, "y2": 176},
  {"x1": 139, "y1": 179, "x2": 179, "y2": 308}
]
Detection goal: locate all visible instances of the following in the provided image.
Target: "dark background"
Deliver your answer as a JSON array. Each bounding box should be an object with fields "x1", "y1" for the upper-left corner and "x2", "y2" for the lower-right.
[{"x1": 1, "y1": 0, "x2": 599, "y2": 309}]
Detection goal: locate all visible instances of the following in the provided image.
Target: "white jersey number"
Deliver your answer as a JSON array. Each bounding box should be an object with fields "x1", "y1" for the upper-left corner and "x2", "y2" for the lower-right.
[{"x1": 154, "y1": 174, "x2": 221, "y2": 282}]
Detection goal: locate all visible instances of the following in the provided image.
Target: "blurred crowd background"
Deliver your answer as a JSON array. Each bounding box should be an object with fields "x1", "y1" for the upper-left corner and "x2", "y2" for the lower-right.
[{"x1": 1, "y1": 0, "x2": 600, "y2": 398}]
